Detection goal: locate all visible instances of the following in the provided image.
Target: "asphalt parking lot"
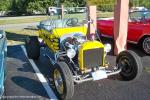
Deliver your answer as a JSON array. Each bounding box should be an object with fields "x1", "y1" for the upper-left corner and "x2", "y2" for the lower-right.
[{"x1": 4, "y1": 37, "x2": 150, "y2": 100}]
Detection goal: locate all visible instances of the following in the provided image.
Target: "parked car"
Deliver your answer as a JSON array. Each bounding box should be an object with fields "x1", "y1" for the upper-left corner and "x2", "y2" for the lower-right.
[
  {"x1": 0, "y1": 11, "x2": 6, "y2": 16},
  {"x1": 47, "y1": 7, "x2": 68, "y2": 15},
  {"x1": 130, "y1": 7, "x2": 148, "y2": 12},
  {"x1": 0, "y1": 30, "x2": 7, "y2": 96},
  {"x1": 97, "y1": 10, "x2": 150, "y2": 55},
  {"x1": 26, "y1": 16, "x2": 143, "y2": 99},
  {"x1": 67, "y1": 7, "x2": 87, "y2": 14}
]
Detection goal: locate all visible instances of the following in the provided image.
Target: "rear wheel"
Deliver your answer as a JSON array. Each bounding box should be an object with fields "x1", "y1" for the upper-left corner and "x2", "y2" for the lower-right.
[
  {"x1": 25, "y1": 36, "x2": 40, "y2": 59},
  {"x1": 52, "y1": 62, "x2": 74, "y2": 100},
  {"x1": 142, "y1": 36, "x2": 150, "y2": 55},
  {"x1": 116, "y1": 50, "x2": 143, "y2": 81}
]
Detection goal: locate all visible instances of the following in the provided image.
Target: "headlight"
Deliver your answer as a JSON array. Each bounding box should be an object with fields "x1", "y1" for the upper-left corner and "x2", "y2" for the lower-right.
[
  {"x1": 67, "y1": 49, "x2": 76, "y2": 59},
  {"x1": 104, "y1": 44, "x2": 111, "y2": 53}
]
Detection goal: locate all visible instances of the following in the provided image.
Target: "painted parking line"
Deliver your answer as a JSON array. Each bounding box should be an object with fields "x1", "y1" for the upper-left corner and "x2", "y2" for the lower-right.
[{"x1": 21, "y1": 45, "x2": 58, "y2": 100}]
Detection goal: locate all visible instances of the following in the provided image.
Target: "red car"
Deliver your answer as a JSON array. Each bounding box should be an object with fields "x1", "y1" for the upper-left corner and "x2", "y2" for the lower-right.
[{"x1": 97, "y1": 11, "x2": 150, "y2": 55}]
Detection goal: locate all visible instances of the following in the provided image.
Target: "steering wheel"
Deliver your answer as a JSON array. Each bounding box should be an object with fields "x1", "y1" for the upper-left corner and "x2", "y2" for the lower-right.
[{"x1": 66, "y1": 18, "x2": 78, "y2": 26}]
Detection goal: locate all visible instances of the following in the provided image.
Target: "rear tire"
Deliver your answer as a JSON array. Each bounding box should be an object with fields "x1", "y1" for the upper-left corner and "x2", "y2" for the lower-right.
[
  {"x1": 25, "y1": 36, "x2": 40, "y2": 59},
  {"x1": 116, "y1": 50, "x2": 143, "y2": 81},
  {"x1": 142, "y1": 36, "x2": 150, "y2": 55},
  {"x1": 52, "y1": 62, "x2": 74, "y2": 100}
]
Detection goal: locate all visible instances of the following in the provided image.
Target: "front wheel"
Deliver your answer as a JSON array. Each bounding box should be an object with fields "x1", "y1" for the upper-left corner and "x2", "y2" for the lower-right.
[
  {"x1": 52, "y1": 62, "x2": 74, "y2": 100},
  {"x1": 142, "y1": 36, "x2": 150, "y2": 55},
  {"x1": 116, "y1": 50, "x2": 143, "y2": 81}
]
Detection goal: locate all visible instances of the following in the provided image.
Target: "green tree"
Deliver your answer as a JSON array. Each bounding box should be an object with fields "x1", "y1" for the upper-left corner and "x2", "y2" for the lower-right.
[
  {"x1": 87, "y1": 0, "x2": 115, "y2": 11},
  {"x1": 1, "y1": 0, "x2": 150, "y2": 16},
  {"x1": 62, "y1": 0, "x2": 86, "y2": 7},
  {"x1": 26, "y1": 0, "x2": 55, "y2": 14},
  {"x1": 11, "y1": 0, "x2": 27, "y2": 15},
  {"x1": 0, "y1": 0, "x2": 11, "y2": 11}
]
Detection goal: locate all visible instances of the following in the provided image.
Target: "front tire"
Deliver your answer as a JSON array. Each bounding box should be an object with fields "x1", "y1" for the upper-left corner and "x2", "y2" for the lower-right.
[
  {"x1": 25, "y1": 36, "x2": 40, "y2": 59},
  {"x1": 116, "y1": 50, "x2": 143, "y2": 81},
  {"x1": 142, "y1": 36, "x2": 150, "y2": 55},
  {"x1": 52, "y1": 62, "x2": 74, "y2": 100}
]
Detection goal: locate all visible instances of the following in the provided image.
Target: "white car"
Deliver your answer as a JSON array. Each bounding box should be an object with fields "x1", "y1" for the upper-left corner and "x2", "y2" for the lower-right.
[{"x1": 48, "y1": 7, "x2": 67, "y2": 15}]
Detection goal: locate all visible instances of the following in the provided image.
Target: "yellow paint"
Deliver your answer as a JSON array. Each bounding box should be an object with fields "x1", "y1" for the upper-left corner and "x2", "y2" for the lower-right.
[
  {"x1": 52, "y1": 26, "x2": 87, "y2": 37},
  {"x1": 39, "y1": 25, "x2": 105, "y2": 70},
  {"x1": 39, "y1": 26, "x2": 87, "y2": 52},
  {"x1": 78, "y1": 41, "x2": 105, "y2": 70}
]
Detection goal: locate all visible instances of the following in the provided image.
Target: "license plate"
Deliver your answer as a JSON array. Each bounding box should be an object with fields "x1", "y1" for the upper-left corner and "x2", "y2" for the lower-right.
[{"x1": 92, "y1": 70, "x2": 107, "y2": 81}]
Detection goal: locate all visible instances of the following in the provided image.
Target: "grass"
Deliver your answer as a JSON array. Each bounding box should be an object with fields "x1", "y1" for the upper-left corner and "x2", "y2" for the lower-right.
[
  {"x1": 0, "y1": 16, "x2": 49, "y2": 25},
  {"x1": 97, "y1": 12, "x2": 114, "y2": 18},
  {"x1": 0, "y1": 12, "x2": 113, "y2": 25},
  {"x1": 6, "y1": 29, "x2": 38, "y2": 46}
]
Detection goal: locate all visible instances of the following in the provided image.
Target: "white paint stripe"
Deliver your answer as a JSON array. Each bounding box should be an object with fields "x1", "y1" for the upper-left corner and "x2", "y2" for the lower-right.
[{"x1": 21, "y1": 45, "x2": 58, "y2": 100}]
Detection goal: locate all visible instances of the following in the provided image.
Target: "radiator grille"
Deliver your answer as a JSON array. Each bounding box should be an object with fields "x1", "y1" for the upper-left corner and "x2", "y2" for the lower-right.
[{"x1": 83, "y1": 48, "x2": 104, "y2": 69}]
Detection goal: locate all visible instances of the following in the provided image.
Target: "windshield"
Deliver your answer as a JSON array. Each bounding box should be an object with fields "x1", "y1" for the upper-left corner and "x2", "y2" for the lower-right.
[
  {"x1": 46, "y1": 7, "x2": 87, "y2": 28},
  {"x1": 130, "y1": 11, "x2": 150, "y2": 21}
]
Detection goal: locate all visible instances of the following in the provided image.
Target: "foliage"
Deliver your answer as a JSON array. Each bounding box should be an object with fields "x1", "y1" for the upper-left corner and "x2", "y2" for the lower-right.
[
  {"x1": 6, "y1": 0, "x2": 86, "y2": 15},
  {"x1": 87, "y1": 0, "x2": 115, "y2": 12},
  {"x1": 87, "y1": 0, "x2": 150, "y2": 12},
  {"x1": 26, "y1": 0, "x2": 55, "y2": 14},
  {"x1": 0, "y1": 0, "x2": 150, "y2": 16},
  {"x1": 0, "y1": 0, "x2": 11, "y2": 11}
]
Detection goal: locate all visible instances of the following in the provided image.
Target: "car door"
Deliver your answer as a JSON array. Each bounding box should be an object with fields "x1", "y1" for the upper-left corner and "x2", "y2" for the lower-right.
[
  {"x1": 128, "y1": 21, "x2": 145, "y2": 43},
  {"x1": 97, "y1": 19, "x2": 114, "y2": 37},
  {"x1": 0, "y1": 30, "x2": 7, "y2": 96}
]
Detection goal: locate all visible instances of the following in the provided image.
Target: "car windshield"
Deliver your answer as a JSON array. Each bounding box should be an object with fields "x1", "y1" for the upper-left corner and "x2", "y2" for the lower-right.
[
  {"x1": 130, "y1": 11, "x2": 150, "y2": 21},
  {"x1": 48, "y1": 7, "x2": 87, "y2": 28},
  {"x1": 40, "y1": 7, "x2": 88, "y2": 31}
]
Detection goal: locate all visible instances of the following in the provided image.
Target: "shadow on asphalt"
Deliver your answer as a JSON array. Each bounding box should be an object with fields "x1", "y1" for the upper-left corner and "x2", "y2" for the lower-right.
[
  {"x1": 6, "y1": 32, "x2": 28, "y2": 43},
  {"x1": 24, "y1": 27, "x2": 38, "y2": 31},
  {"x1": 17, "y1": 64, "x2": 35, "y2": 73},
  {"x1": 7, "y1": 45, "x2": 35, "y2": 73},
  {"x1": 11, "y1": 76, "x2": 49, "y2": 98},
  {"x1": 7, "y1": 45, "x2": 59, "y2": 98}
]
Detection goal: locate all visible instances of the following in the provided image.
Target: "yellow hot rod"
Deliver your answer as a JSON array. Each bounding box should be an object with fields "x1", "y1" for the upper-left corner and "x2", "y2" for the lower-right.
[{"x1": 25, "y1": 17, "x2": 143, "y2": 100}]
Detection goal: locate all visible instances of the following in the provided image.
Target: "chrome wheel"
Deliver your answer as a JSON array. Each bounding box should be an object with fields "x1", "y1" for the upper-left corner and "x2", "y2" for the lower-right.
[
  {"x1": 52, "y1": 62, "x2": 74, "y2": 100},
  {"x1": 143, "y1": 37, "x2": 150, "y2": 54},
  {"x1": 53, "y1": 69, "x2": 64, "y2": 95}
]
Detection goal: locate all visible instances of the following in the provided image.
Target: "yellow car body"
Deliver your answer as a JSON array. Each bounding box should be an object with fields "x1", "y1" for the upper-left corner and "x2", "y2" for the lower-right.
[
  {"x1": 39, "y1": 26, "x2": 87, "y2": 52},
  {"x1": 25, "y1": 13, "x2": 142, "y2": 100},
  {"x1": 78, "y1": 41, "x2": 105, "y2": 71},
  {"x1": 39, "y1": 22, "x2": 105, "y2": 71}
]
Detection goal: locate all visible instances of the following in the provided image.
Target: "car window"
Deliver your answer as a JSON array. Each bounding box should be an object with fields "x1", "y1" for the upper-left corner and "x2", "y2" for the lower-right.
[
  {"x1": 46, "y1": 7, "x2": 87, "y2": 28},
  {"x1": 130, "y1": 11, "x2": 150, "y2": 21}
]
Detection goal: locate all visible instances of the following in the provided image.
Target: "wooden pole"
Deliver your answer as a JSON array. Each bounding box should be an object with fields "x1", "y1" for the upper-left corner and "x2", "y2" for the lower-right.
[
  {"x1": 87, "y1": 6, "x2": 97, "y2": 40},
  {"x1": 114, "y1": 0, "x2": 129, "y2": 55}
]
